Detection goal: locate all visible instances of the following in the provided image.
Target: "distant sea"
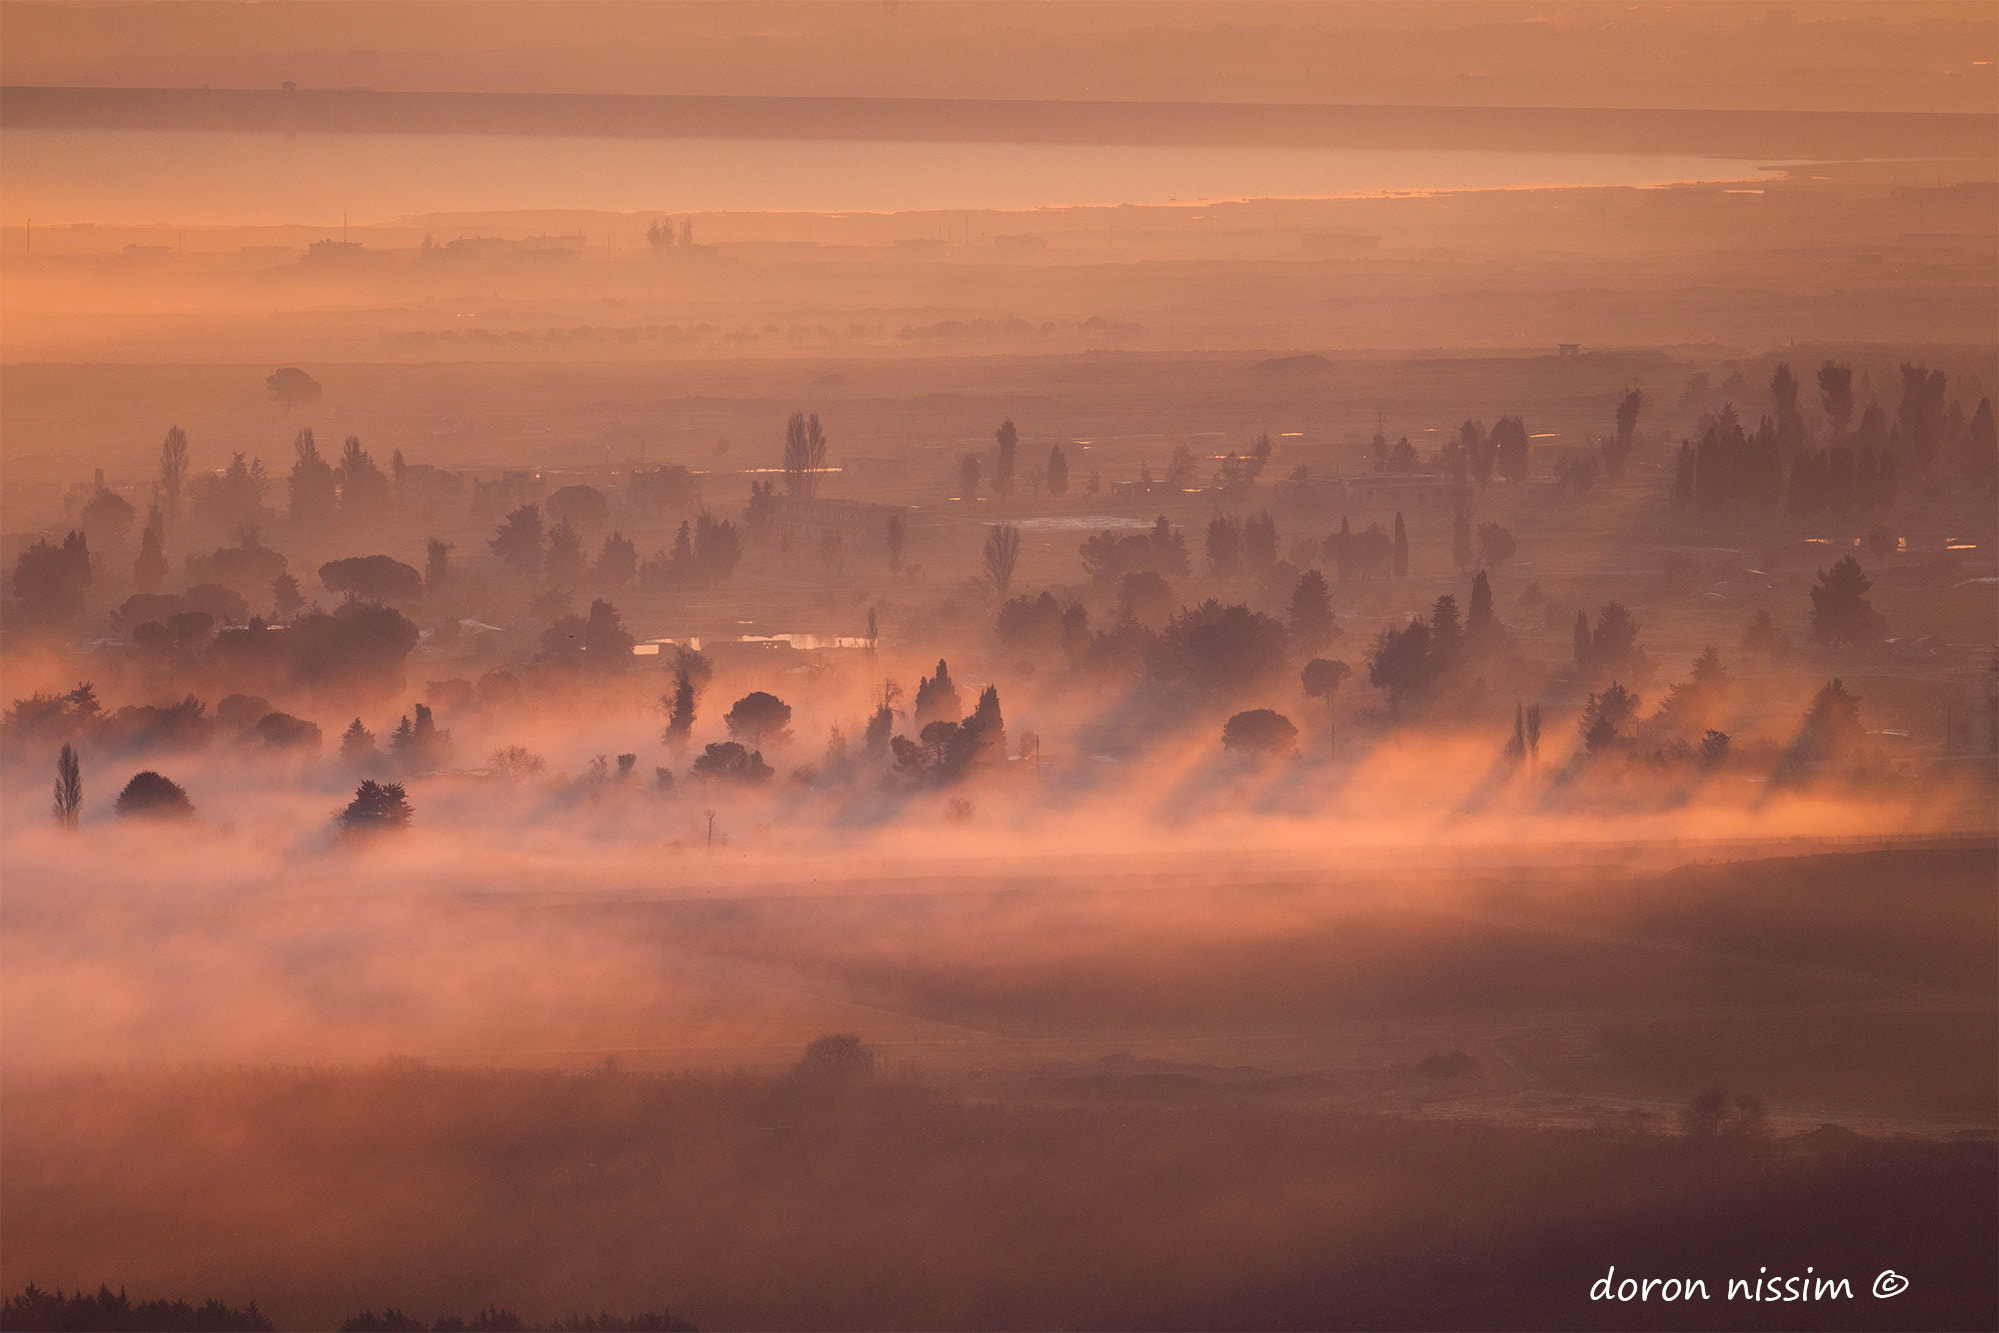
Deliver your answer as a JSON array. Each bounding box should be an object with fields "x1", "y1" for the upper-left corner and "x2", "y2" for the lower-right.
[{"x1": 1, "y1": 127, "x2": 1782, "y2": 225}]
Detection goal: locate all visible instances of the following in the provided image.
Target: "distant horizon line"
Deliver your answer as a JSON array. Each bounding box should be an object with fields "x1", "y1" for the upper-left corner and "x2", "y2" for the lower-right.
[{"x1": 4, "y1": 85, "x2": 1990, "y2": 159}]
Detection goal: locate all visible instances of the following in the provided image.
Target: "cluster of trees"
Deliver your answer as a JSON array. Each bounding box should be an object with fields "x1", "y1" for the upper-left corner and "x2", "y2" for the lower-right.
[
  {"x1": 1364, "y1": 572, "x2": 1514, "y2": 720},
  {"x1": 1079, "y1": 516, "x2": 1190, "y2": 584},
  {"x1": 891, "y1": 673, "x2": 1007, "y2": 785},
  {"x1": 0, "y1": 1283, "x2": 695, "y2": 1333},
  {"x1": 1320, "y1": 514, "x2": 1407, "y2": 580},
  {"x1": 1670, "y1": 361, "x2": 1995, "y2": 518},
  {"x1": 283, "y1": 430, "x2": 403, "y2": 532},
  {"x1": 1425, "y1": 416, "x2": 1533, "y2": 484},
  {"x1": 1204, "y1": 512, "x2": 1279, "y2": 579},
  {"x1": 645, "y1": 215, "x2": 696, "y2": 251},
  {"x1": 1, "y1": 1283, "x2": 273, "y2": 1332},
  {"x1": 1571, "y1": 601, "x2": 1651, "y2": 681}
]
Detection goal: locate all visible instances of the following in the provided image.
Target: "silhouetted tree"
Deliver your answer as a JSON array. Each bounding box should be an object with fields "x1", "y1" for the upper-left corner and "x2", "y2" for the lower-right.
[
  {"x1": 1818, "y1": 361, "x2": 1853, "y2": 436},
  {"x1": 134, "y1": 508, "x2": 168, "y2": 592},
  {"x1": 1459, "y1": 419, "x2": 1494, "y2": 484},
  {"x1": 158, "y1": 425, "x2": 191, "y2": 521},
  {"x1": 547, "y1": 483, "x2": 610, "y2": 528},
  {"x1": 1779, "y1": 678, "x2": 1867, "y2": 777},
  {"x1": 1222, "y1": 708, "x2": 1297, "y2": 757},
  {"x1": 662, "y1": 656, "x2": 699, "y2": 751},
  {"x1": 782, "y1": 412, "x2": 829, "y2": 498},
  {"x1": 1046, "y1": 443, "x2": 1069, "y2": 496},
  {"x1": 691, "y1": 512, "x2": 742, "y2": 582},
  {"x1": 1466, "y1": 569, "x2": 1495, "y2": 638},
  {"x1": 1603, "y1": 387, "x2": 1642, "y2": 480},
  {"x1": 995, "y1": 591, "x2": 1071, "y2": 647},
  {"x1": 994, "y1": 419, "x2": 1018, "y2": 497},
  {"x1": 864, "y1": 678, "x2": 902, "y2": 756},
  {"x1": 1524, "y1": 702, "x2": 1542, "y2": 762},
  {"x1": 270, "y1": 571, "x2": 304, "y2": 620},
  {"x1": 983, "y1": 523, "x2": 1021, "y2": 598},
  {"x1": 335, "y1": 436, "x2": 389, "y2": 518},
  {"x1": 4, "y1": 1283, "x2": 274, "y2": 1333},
  {"x1": 1896, "y1": 361, "x2": 1947, "y2": 472},
  {"x1": 1205, "y1": 515, "x2": 1242, "y2": 578},
  {"x1": 1652, "y1": 646, "x2": 1732, "y2": 738},
  {"x1": 1080, "y1": 516, "x2": 1187, "y2": 583},
  {"x1": 80, "y1": 482, "x2": 136, "y2": 552},
  {"x1": 1577, "y1": 601, "x2": 1647, "y2": 678},
  {"x1": 266, "y1": 366, "x2": 321, "y2": 410},
  {"x1": 1579, "y1": 682, "x2": 1641, "y2": 753},
  {"x1": 1491, "y1": 416, "x2": 1531, "y2": 480},
  {"x1": 1300, "y1": 657, "x2": 1351, "y2": 747},
  {"x1": 1155, "y1": 601, "x2": 1289, "y2": 701},
  {"x1": 544, "y1": 518, "x2": 588, "y2": 586},
  {"x1": 958, "y1": 453, "x2": 982, "y2": 502},
  {"x1": 388, "y1": 702, "x2": 450, "y2": 769},
  {"x1": 944, "y1": 684, "x2": 1007, "y2": 778},
  {"x1": 914, "y1": 659, "x2": 962, "y2": 727},
  {"x1": 340, "y1": 718, "x2": 376, "y2": 764},
  {"x1": 319, "y1": 555, "x2": 423, "y2": 604},
  {"x1": 1961, "y1": 397, "x2": 1996, "y2": 490},
  {"x1": 11, "y1": 531, "x2": 91, "y2": 626},
  {"x1": 340, "y1": 779, "x2": 413, "y2": 833},
  {"x1": 1242, "y1": 511, "x2": 1278, "y2": 575},
  {"x1": 287, "y1": 428, "x2": 338, "y2": 530},
  {"x1": 489, "y1": 504, "x2": 545, "y2": 577},
  {"x1": 724, "y1": 691, "x2": 793, "y2": 749},
  {"x1": 1476, "y1": 522, "x2": 1515, "y2": 568},
  {"x1": 583, "y1": 598, "x2": 635, "y2": 662},
  {"x1": 596, "y1": 531, "x2": 638, "y2": 586},
  {"x1": 1808, "y1": 556, "x2": 1885, "y2": 648},
  {"x1": 423, "y1": 538, "x2": 452, "y2": 594},
  {"x1": 52, "y1": 743, "x2": 81, "y2": 828},
  {"x1": 1288, "y1": 569, "x2": 1336, "y2": 653},
  {"x1": 1391, "y1": 512, "x2": 1409, "y2": 578},
  {"x1": 691, "y1": 740, "x2": 773, "y2": 784},
  {"x1": 255, "y1": 712, "x2": 321, "y2": 751},
  {"x1": 1742, "y1": 608, "x2": 1787, "y2": 658},
  {"x1": 115, "y1": 770, "x2": 193, "y2": 819}
]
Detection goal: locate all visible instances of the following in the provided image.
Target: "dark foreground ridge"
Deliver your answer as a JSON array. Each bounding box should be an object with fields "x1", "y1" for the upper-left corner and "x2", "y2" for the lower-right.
[{"x1": 0, "y1": 1288, "x2": 695, "y2": 1333}]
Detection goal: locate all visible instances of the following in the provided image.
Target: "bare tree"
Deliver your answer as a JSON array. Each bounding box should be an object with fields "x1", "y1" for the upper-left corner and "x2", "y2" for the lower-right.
[
  {"x1": 158, "y1": 426, "x2": 189, "y2": 523},
  {"x1": 983, "y1": 523, "x2": 1021, "y2": 599},
  {"x1": 783, "y1": 412, "x2": 828, "y2": 498},
  {"x1": 52, "y1": 743, "x2": 81, "y2": 829}
]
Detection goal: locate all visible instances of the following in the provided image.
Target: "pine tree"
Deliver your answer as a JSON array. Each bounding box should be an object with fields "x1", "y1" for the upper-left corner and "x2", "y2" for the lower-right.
[
  {"x1": 340, "y1": 779, "x2": 413, "y2": 833},
  {"x1": 1046, "y1": 443, "x2": 1069, "y2": 496},
  {"x1": 340, "y1": 718, "x2": 376, "y2": 763}
]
